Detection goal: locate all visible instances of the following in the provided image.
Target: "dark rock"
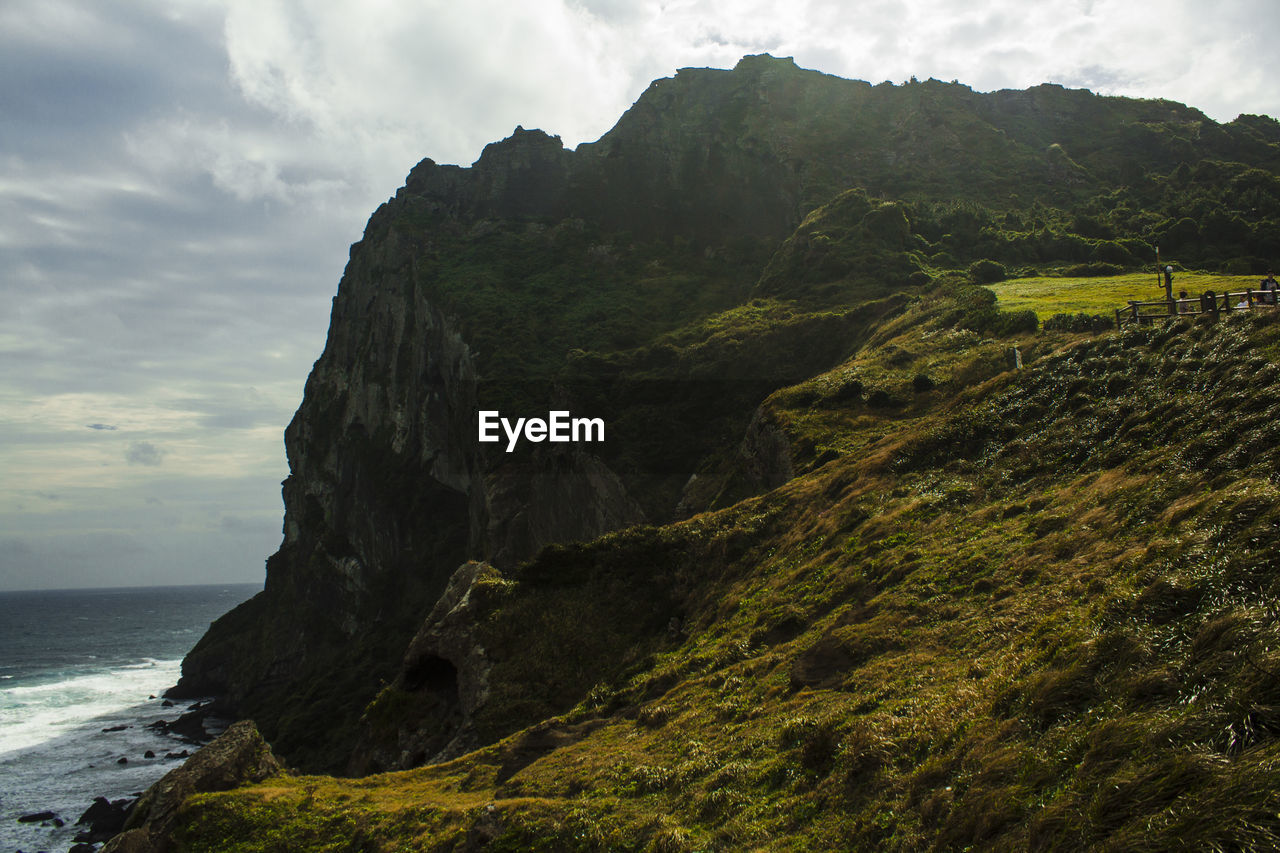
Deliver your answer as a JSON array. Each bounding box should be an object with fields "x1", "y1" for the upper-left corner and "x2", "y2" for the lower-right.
[
  {"x1": 164, "y1": 751, "x2": 188, "y2": 759},
  {"x1": 144, "y1": 750, "x2": 155, "y2": 759},
  {"x1": 100, "y1": 721, "x2": 282, "y2": 853},
  {"x1": 75, "y1": 795, "x2": 138, "y2": 842},
  {"x1": 17, "y1": 810, "x2": 57, "y2": 823},
  {"x1": 101, "y1": 725, "x2": 129, "y2": 733},
  {"x1": 168, "y1": 711, "x2": 207, "y2": 742},
  {"x1": 160, "y1": 700, "x2": 173, "y2": 708},
  {"x1": 737, "y1": 407, "x2": 796, "y2": 494},
  {"x1": 71, "y1": 844, "x2": 98, "y2": 853},
  {"x1": 117, "y1": 756, "x2": 128, "y2": 764},
  {"x1": 53, "y1": 816, "x2": 65, "y2": 826},
  {"x1": 147, "y1": 710, "x2": 209, "y2": 744},
  {"x1": 350, "y1": 561, "x2": 492, "y2": 773}
]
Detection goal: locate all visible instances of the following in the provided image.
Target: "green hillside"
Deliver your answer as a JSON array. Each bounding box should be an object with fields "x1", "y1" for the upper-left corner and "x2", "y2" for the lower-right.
[
  {"x1": 148, "y1": 56, "x2": 1280, "y2": 852},
  {"x1": 174, "y1": 303, "x2": 1280, "y2": 852}
]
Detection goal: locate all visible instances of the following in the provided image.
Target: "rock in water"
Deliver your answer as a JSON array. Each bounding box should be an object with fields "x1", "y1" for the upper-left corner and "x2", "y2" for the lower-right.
[
  {"x1": 167, "y1": 710, "x2": 208, "y2": 742},
  {"x1": 100, "y1": 720, "x2": 282, "y2": 853},
  {"x1": 76, "y1": 796, "x2": 135, "y2": 842},
  {"x1": 17, "y1": 809, "x2": 57, "y2": 823},
  {"x1": 147, "y1": 709, "x2": 209, "y2": 743}
]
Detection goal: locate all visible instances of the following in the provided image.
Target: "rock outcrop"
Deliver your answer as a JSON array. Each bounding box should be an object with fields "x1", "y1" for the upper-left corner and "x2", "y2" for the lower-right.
[
  {"x1": 101, "y1": 721, "x2": 282, "y2": 853},
  {"x1": 348, "y1": 560, "x2": 495, "y2": 773},
  {"x1": 173, "y1": 53, "x2": 1280, "y2": 776}
]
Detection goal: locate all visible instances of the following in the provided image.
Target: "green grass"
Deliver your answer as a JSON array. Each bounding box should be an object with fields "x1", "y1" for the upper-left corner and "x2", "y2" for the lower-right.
[
  {"x1": 990, "y1": 273, "x2": 1263, "y2": 321},
  {"x1": 170, "y1": 306, "x2": 1280, "y2": 852}
]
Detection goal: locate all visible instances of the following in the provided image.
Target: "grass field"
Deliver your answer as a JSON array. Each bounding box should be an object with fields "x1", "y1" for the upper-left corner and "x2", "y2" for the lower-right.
[{"x1": 989, "y1": 272, "x2": 1264, "y2": 321}]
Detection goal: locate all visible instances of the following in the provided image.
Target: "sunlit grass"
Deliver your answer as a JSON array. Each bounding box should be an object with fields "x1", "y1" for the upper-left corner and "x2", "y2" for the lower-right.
[
  {"x1": 990, "y1": 273, "x2": 1262, "y2": 321},
  {"x1": 171, "y1": 301, "x2": 1280, "y2": 852}
]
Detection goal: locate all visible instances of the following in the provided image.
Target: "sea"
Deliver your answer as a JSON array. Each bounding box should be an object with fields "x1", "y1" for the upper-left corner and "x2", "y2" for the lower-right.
[{"x1": 0, "y1": 583, "x2": 259, "y2": 852}]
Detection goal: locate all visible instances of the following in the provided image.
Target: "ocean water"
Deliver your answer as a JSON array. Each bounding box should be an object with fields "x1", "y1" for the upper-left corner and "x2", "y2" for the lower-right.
[{"x1": 0, "y1": 583, "x2": 258, "y2": 851}]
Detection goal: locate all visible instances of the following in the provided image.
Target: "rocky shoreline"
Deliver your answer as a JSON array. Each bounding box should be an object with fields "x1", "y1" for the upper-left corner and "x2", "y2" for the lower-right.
[{"x1": 7, "y1": 697, "x2": 227, "y2": 853}]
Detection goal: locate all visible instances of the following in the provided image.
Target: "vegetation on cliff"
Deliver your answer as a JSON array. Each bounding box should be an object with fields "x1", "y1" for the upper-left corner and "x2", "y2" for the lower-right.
[
  {"x1": 176, "y1": 304, "x2": 1280, "y2": 851},
  {"x1": 166, "y1": 55, "x2": 1280, "y2": 850}
]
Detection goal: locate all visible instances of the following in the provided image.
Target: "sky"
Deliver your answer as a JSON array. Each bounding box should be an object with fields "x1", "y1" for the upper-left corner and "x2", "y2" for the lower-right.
[{"x1": 2, "y1": 0, "x2": 1278, "y2": 591}]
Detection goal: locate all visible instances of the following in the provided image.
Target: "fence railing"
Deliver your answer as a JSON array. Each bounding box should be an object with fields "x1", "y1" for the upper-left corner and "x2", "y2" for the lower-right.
[{"x1": 1115, "y1": 289, "x2": 1278, "y2": 327}]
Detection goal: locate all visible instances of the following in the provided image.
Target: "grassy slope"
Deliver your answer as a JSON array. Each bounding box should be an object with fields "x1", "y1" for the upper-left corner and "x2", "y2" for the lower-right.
[{"x1": 172, "y1": 303, "x2": 1280, "y2": 852}]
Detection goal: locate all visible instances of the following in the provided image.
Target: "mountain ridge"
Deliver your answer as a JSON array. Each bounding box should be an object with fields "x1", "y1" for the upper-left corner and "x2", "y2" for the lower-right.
[{"x1": 155, "y1": 54, "x2": 1280, "y2": 851}]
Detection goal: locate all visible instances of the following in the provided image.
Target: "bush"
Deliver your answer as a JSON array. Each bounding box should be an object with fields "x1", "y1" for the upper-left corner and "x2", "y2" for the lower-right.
[
  {"x1": 959, "y1": 307, "x2": 1039, "y2": 337},
  {"x1": 1091, "y1": 240, "x2": 1137, "y2": 265},
  {"x1": 969, "y1": 259, "x2": 1008, "y2": 284},
  {"x1": 1063, "y1": 262, "x2": 1124, "y2": 277},
  {"x1": 1224, "y1": 257, "x2": 1267, "y2": 275},
  {"x1": 912, "y1": 373, "x2": 936, "y2": 393},
  {"x1": 1044, "y1": 312, "x2": 1114, "y2": 333},
  {"x1": 992, "y1": 309, "x2": 1039, "y2": 336},
  {"x1": 867, "y1": 388, "x2": 903, "y2": 408}
]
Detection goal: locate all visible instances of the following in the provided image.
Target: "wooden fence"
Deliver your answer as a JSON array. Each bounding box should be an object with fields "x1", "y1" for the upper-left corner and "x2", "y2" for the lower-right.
[{"x1": 1115, "y1": 289, "x2": 1278, "y2": 328}]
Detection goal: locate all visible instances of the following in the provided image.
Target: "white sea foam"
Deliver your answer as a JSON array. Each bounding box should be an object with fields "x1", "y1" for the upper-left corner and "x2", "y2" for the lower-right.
[
  {"x1": 0, "y1": 658, "x2": 182, "y2": 756},
  {"x1": 0, "y1": 690, "x2": 203, "y2": 849}
]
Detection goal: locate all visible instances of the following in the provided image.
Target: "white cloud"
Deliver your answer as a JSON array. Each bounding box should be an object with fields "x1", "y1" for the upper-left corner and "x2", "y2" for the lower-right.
[{"x1": 219, "y1": 0, "x2": 634, "y2": 191}]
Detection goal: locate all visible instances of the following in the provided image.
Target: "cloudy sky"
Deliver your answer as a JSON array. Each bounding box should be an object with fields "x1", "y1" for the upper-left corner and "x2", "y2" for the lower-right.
[{"x1": 2, "y1": 0, "x2": 1277, "y2": 591}]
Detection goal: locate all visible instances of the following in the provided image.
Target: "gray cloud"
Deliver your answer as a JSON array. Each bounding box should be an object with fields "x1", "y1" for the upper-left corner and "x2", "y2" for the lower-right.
[
  {"x1": 2, "y1": 0, "x2": 1277, "y2": 590},
  {"x1": 125, "y1": 441, "x2": 165, "y2": 466},
  {"x1": 1, "y1": 537, "x2": 34, "y2": 556},
  {"x1": 218, "y1": 514, "x2": 278, "y2": 537}
]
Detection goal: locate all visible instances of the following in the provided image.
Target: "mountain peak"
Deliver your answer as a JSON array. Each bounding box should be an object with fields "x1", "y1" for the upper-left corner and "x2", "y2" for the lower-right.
[{"x1": 733, "y1": 52, "x2": 799, "y2": 72}]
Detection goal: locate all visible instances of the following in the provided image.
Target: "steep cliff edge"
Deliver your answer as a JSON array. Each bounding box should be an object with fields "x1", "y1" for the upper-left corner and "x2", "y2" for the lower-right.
[
  {"x1": 174, "y1": 54, "x2": 1280, "y2": 777},
  {"x1": 170, "y1": 308, "x2": 1280, "y2": 851},
  {"x1": 170, "y1": 55, "x2": 893, "y2": 770}
]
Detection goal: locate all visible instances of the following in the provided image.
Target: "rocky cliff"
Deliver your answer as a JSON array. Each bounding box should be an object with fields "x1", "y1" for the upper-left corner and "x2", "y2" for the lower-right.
[{"x1": 174, "y1": 54, "x2": 1280, "y2": 777}]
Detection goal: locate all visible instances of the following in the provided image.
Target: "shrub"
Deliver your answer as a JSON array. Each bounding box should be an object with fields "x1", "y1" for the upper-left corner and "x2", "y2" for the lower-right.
[
  {"x1": 969, "y1": 259, "x2": 1008, "y2": 284},
  {"x1": 1063, "y1": 262, "x2": 1124, "y2": 277},
  {"x1": 867, "y1": 388, "x2": 903, "y2": 408},
  {"x1": 1091, "y1": 240, "x2": 1136, "y2": 265},
  {"x1": 1044, "y1": 313, "x2": 1114, "y2": 333},
  {"x1": 992, "y1": 309, "x2": 1039, "y2": 336},
  {"x1": 960, "y1": 307, "x2": 1038, "y2": 336},
  {"x1": 1224, "y1": 256, "x2": 1266, "y2": 275}
]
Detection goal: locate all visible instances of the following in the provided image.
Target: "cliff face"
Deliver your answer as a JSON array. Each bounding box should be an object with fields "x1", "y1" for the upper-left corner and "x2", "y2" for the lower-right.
[
  {"x1": 175, "y1": 54, "x2": 1280, "y2": 773},
  {"x1": 172, "y1": 215, "x2": 483, "y2": 767},
  {"x1": 173, "y1": 55, "x2": 856, "y2": 769},
  {"x1": 171, "y1": 306, "x2": 1280, "y2": 851}
]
